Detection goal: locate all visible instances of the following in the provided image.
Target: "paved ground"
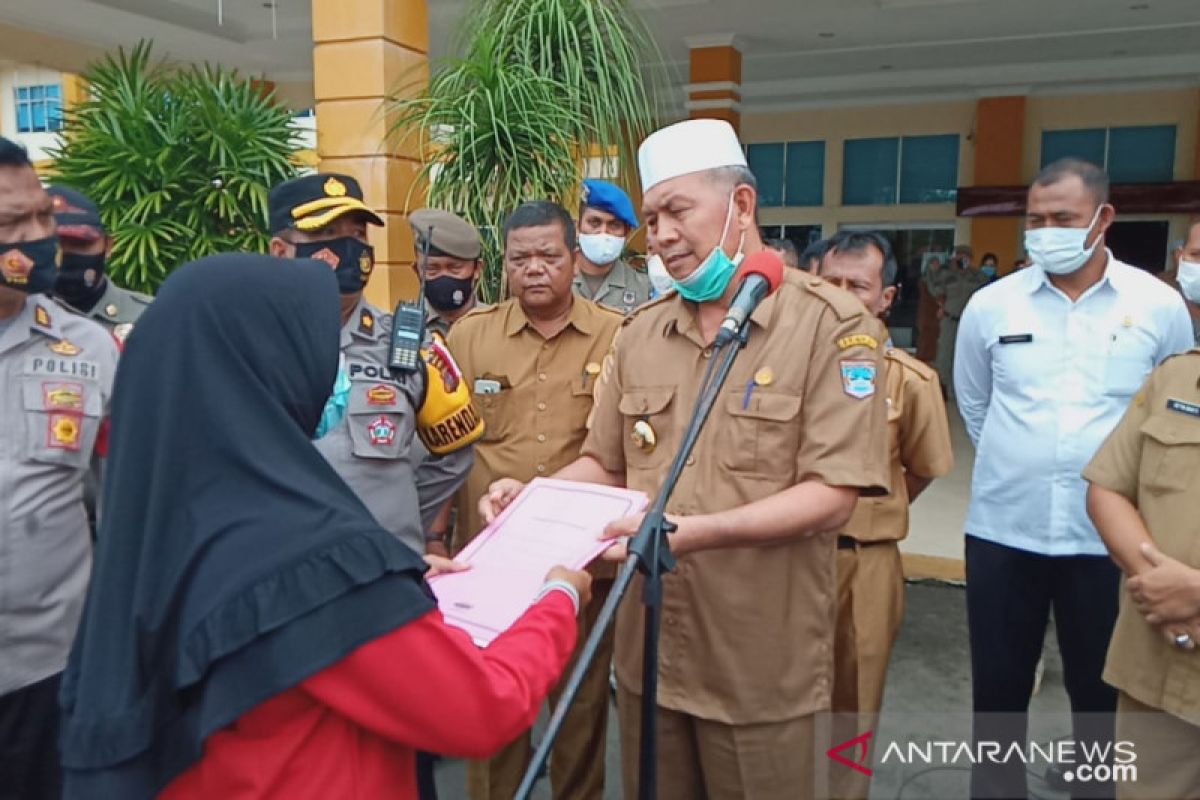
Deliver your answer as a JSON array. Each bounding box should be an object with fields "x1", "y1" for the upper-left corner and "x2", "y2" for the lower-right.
[{"x1": 434, "y1": 581, "x2": 1080, "y2": 800}]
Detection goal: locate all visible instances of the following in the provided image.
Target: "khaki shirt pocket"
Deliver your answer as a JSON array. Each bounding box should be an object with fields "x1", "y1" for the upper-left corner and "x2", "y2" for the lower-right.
[
  {"x1": 22, "y1": 377, "x2": 102, "y2": 468},
  {"x1": 1138, "y1": 415, "x2": 1200, "y2": 495},
  {"x1": 719, "y1": 391, "x2": 803, "y2": 477},
  {"x1": 618, "y1": 388, "x2": 675, "y2": 471},
  {"x1": 346, "y1": 380, "x2": 412, "y2": 460},
  {"x1": 475, "y1": 376, "x2": 515, "y2": 443}
]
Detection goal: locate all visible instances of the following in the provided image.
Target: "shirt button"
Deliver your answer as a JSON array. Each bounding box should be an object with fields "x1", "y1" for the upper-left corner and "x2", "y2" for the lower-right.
[
  {"x1": 537, "y1": 402, "x2": 547, "y2": 411},
  {"x1": 538, "y1": 373, "x2": 547, "y2": 382},
  {"x1": 536, "y1": 464, "x2": 547, "y2": 474},
  {"x1": 702, "y1": 347, "x2": 713, "y2": 359},
  {"x1": 537, "y1": 433, "x2": 547, "y2": 443},
  {"x1": 685, "y1": 455, "x2": 695, "y2": 467}
]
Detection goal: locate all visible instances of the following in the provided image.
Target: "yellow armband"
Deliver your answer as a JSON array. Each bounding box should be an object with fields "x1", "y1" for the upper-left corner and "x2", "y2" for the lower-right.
[{"x1": 417, "y1": 334, "x2": 485, "y2": 454}]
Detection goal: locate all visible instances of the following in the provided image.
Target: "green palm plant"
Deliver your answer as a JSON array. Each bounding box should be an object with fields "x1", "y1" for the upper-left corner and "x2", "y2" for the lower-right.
[
  {"x1": 388, "y1": 0, "x2": 664, "y2": 302},
  {"x1": 50, "y1": 42, "x2": 300, "y2": 294}
]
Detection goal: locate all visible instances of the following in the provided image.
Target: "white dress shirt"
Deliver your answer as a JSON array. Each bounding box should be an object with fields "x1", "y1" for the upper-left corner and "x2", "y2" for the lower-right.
[{"x1": 954, "y1": 253, "x2": 1194, "y2": 556}]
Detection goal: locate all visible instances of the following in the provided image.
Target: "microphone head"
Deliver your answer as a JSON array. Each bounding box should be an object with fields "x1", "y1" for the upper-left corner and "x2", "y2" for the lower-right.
[{"x1": 736, "y1": 250, "x2": 785, "y2": 293}]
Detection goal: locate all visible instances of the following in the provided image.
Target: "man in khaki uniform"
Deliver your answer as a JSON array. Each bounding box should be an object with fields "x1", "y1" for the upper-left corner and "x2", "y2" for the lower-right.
[
  {"x1": 48, "y1": 185, "x2": 152, "y2": 344},
  {"x1": 930, "y1": 244, "x2": 987, "y2": 397},
  {"x1": 573, "y1": 179, "x2": 650, "y2": 314},
  {"x1": 0, "y1": 137, "x2": 120, "y2": 800},
  {"x1": 447, "y1": 200, "x2": 623, "y2": 800},
  {"x1": 481, "y1": 119, "x2": 890, "y2": 798},
  {"x1": 1083, "y1": 349, "x2": 1200, "y2": 799},
  {"x1": 409, "y1": 208, "x2": 488, "y2": 340},
  {"x1": 817, "y1": 230, "x2": 954, "y2": 799}
]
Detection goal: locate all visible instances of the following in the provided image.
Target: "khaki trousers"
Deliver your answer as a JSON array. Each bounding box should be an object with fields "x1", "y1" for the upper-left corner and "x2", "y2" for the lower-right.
[
  {"x1": 1114, "y1": 691, "x2": 1200, "y2": 800},
  {"x1": 616, "y1": 685, "x2": 819, "y2": 800},
  {"x1": 830, "y1": 541, "x2": 905, "y2": 800}
]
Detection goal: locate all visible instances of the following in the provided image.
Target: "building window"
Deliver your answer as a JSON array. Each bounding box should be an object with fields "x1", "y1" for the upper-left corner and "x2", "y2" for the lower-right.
[
  {"x1": 15, "y1": 84, "x2": 63, "y2": 133},
  {"x1": 1040, "y1": 125, "x2": 1176, "y2": 183},
  {"x1": 843, "y1": 134, "x2": 959, "y2": 206},
  {"x1": 843, "y1": 138, "x2": 899, "y2": 206},
  {"x1": 746, "y1": 140, "x2": 826, "y2": 208},
  {"x1": 899, "y1": 134, "x2": 959, "y2": 203}
]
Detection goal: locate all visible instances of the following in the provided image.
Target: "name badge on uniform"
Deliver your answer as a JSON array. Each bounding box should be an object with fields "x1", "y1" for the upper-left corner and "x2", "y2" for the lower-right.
[
  {"x1": 474, "y1": 379, "x2": 502, "y2": 395},
  {"x1": 999, "y1": 334, "x2": 1034, "y2": 345},
  {"x1": 1167, "y1": 398, "x2": 1200, "y2": 418}
]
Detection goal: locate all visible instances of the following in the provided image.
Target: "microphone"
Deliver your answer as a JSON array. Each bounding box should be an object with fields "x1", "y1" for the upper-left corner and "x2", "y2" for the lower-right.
[{"x1": 714, "y1": 250, "x2": 785, "y2": 346}]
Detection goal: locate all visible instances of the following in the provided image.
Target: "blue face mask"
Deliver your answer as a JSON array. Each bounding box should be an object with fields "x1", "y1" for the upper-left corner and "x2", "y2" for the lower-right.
[
  {"x1": 672, "y1": 191, "x2": 744, "y2": 303},
  {"x1": 981, "y1": 265, "x2": 997, "y2": 279},
  {"x1": 313, "y1": 356, "x2": 352, "y2": 440}
]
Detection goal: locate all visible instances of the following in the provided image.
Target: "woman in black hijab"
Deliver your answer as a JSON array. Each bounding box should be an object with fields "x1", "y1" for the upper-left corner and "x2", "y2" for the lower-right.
[{"x1": 59, "y1": 254, "x2": 588, "y2": 799}]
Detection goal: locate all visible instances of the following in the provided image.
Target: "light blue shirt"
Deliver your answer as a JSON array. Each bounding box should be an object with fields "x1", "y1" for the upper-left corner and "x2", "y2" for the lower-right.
[{"x1": 954, "y1": 253, "x2": 1194, "y2": 556}]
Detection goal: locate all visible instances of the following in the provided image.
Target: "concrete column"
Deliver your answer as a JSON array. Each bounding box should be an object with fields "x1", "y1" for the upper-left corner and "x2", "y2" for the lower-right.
[
  {"x1": 970, "y1": 95, "x2": 1026, "y2": 272},
  {"x1": 686, "y1": 37, "x2": 742, "y2": 134},
  {"x1": 311, "y1": 0, "x2": 430, "y2": 308}
]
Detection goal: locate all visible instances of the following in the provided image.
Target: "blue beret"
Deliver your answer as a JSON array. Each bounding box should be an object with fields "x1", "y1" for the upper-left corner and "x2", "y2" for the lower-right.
[{"x1": 581, "y1": 179, "x2": 638, "y2": 229}]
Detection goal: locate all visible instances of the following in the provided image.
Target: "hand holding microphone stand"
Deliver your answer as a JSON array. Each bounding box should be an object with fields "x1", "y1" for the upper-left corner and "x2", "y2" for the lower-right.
[{"x1": 514, "y1": 252, "x2": 784, "y2": 800}]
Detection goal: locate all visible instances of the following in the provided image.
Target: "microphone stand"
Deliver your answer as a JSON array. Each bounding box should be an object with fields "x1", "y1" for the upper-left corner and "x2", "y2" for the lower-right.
[{"x1": 515, "y1": 319, "x2": 755, "y2": 800}]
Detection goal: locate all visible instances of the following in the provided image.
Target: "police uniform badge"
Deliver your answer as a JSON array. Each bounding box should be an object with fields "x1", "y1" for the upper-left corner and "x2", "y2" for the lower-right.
[
  {"x1": 1, "y1": 248, "x2": 33, "y2": 285},
  {"x1": 359, "y1": 308, "x2": 375, "y2": 336},
  {"x1": 48, "y1": 413, "x2": 82, "y2": 450},
  {"x1": 840, "y1": 359, "x2": 877, "y2": 399},
  {"x1": 49, "y1": 339, "x2": 82, "y2": 356},
  {"x1": 367, "y1": 384, "x2": 398, "y2": 405},
  {"x1": 622, "y1": 289, "x2": 636, "y2": 307},
  {"x1": 43, "y1": 382, "x2": 84, "y2": 411},
  {"x1": 324, "y1": 177, "x2": 348, "y2": 197},
  {"x1": 34, "y1": 305, "x2": 51, "y2": 328},
  {"x1": 366, "y1": 415, "x2": 397, "y2": 446},
  {"x1": 358, "y1": 251, "x2": 374, "y2": 280}
]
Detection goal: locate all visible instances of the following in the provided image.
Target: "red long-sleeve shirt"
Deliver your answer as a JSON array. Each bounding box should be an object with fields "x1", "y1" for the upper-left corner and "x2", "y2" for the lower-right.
[{"x1": 160, "y1": 591, "x2": 578, "y2": 799}]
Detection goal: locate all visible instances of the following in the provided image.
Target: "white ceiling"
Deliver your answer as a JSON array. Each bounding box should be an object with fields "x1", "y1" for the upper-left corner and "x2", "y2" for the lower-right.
[{"x1": 0, "y1": 0, "x2": 1197, "y2": 108}]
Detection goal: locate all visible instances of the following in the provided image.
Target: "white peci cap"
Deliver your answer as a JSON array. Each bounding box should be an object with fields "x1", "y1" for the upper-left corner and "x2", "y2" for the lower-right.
[{"x1": 637, "y1": 118, "x2": 748, "y2": 195}]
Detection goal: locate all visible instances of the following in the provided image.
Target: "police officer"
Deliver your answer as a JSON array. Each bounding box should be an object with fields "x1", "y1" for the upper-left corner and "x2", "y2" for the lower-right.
[
  {"x1": 409, "y1": 208, "x2": 487, "y2": 339},
  {"x1": 572, "y1": 179, "x2": 650, "y2": 314},
  {"x1": 447, "y1": 201, "x2": 624, "y2": 800},
  {"x1": 929, "y1": 244, "x2": 987, "y2": 397},
  {"x1": 267, "y1": 173, "x2": 481, "y2": 557},
  {"x1": 48, "y1": 185, "x2": 152, "y2": 344},
  {"x1": 817, "y1": 230, "x2": 954, "y2": 800},
  {"x1": 482, "y1": 119, "x2": 890, "y2": 798},
  {"x1": 1084, "y1": 348, "x2": 1200, "y2": 799},
  {"x1": 0, "y1": 137, "x2": 119, "y2": 800}
]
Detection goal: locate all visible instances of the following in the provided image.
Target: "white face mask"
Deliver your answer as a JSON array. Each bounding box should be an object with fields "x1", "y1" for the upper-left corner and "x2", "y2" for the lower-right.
[
  {"x1": 1024, "y1": 205, "x2": 1104, "y2": 276},
  {"x1": 645, "y1": 253, "x2": 674, "y2": 295},
  {"x1": 578, "y1": 233, "x2": 626, "y2": 266},
  {"x1": 1178, "y1": 259, "x2": 1200, "y2": 304}
]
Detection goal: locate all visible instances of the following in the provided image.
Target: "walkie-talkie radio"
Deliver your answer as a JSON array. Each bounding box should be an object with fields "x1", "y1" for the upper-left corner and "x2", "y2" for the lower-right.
[{"x1": 388, "y1": 225, "x2": 433, "y2": 375}]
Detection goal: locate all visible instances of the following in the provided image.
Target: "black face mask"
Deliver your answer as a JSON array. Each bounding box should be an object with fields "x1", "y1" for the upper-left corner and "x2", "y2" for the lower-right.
[
  {"x1": 424, "y1": 274, "x2": 475, "y2": 312},
  {"x1": 56, "y1": 252, "x2": 108, "y2": 310},
  {"x1": 293, "y1": 237, "x2": 375, "y2": 295},
  {"x1": 0, "y1": 236, "x2": 59, "y2": 295}
]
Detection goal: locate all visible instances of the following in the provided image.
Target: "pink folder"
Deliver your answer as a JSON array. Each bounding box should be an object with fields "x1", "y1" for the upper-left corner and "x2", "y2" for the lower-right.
[{"x1": 428, "y1": 478, "x2": 648, "y2": 647}]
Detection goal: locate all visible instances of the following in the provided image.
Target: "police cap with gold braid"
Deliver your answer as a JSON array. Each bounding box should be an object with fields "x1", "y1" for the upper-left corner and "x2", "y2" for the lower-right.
[{"x1": 268, "y1": 173, "x2": 385, "y2": 234}]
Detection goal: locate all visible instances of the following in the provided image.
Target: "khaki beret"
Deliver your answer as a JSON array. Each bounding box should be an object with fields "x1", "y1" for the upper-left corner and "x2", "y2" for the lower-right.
[{"x1": 409, "y1": 208, "x2": 482, "y2": 261}]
